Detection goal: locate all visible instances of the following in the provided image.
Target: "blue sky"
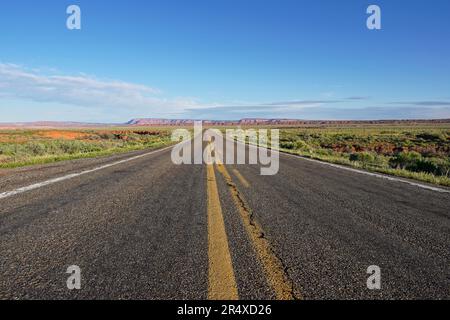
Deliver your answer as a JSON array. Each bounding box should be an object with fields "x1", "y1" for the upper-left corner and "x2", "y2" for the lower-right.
[{"x1": 1, "y1": 0, "x2": 450, "y2": 122}]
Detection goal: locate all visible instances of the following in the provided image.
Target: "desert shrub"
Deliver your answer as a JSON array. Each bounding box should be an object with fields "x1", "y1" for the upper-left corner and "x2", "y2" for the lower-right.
[
  {"x1": 416, "y1": 132, "x2": 447, "y2": 142},
  {"x1": 98, "y1": 133, "x2": 117, "y2": 140},
  {"x1": 413, "y1": 158, "x2": 450, "y2": 176},
  {"x1": 295, "y1": 140, "x2": 311, "y2": 152},
  {"x1": 42, "y1": 141, "x2": 102, "y2": 155},
  {"x1": 315, "y1": 148, "x2": 334, "y2": 156},
  {"x1": 125, "y1": 134, "x2": 141, "y2": 142},
  {"x1": 389, "y1": 151, "x2": 422, "y2": 170},
  {"x1": 0, "y1": 154, "x2": 10, "y2": 163},
  {"x1": 85, "y1": 134, "x2": 101, "y2": 140},
  {"x1": 0, "y1": 144, "x2": 30, "y2": 156},
  {"x1": 25, "y1": 142, "x2": 48, "y2": 156},
  {"x1": 349, "y1": 152, "x2": 375, "y2": 163},
  {"x1": 336, "y1": 134, "x2": 356, "y2": 141},
  {"x1": 0, "y1": 144, "x2": 13, "y2": 155},
  {"x1": 349, "y1": 152, "x2": 388, "y2": 167},
  {"x1": 280, "y1": 141, "x2": 296, "y2": 149}
]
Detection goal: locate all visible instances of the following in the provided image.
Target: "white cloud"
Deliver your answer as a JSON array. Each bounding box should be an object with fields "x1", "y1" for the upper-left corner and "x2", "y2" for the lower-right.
[
  {"x1": 2, "y1": 63, "x2": 448, "y2": 121},
  {"x1": 0, "y1": 63, "x2": 199, "y2": 113}
]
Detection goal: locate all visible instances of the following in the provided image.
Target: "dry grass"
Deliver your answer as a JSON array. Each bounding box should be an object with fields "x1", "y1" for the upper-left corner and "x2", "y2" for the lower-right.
[
  {"x1": 275, "y1": 125, "x2": 450, "y2": 186},
  {"x1": 0, "y1": 128, "x2": 173, "y2": 168}
]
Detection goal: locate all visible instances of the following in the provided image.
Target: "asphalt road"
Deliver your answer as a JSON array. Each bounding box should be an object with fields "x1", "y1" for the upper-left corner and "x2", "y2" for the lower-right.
[{"x1": 0, "y1": 138, "x2": 449, "y2": 300}]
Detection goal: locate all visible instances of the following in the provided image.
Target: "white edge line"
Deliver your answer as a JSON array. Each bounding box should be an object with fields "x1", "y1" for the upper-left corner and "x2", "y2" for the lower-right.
[
  {"x1": 232, "y1": 138, "x2": 450, "y2": 194},
  {"x1": 0, "y1": 145, "x2": 174, "y2": 200}
]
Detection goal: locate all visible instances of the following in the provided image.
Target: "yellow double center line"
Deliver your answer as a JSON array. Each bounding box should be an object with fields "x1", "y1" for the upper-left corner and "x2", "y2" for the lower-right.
[
  {"x1": 206, "y1": 142, "x2": 298, "y2": 300},
  {"x1": 206, "y1": 145, "x2": 239, "y2": 300},
  {"x1": 216, "y1": 164, "x2": 297, "y2": 300}
]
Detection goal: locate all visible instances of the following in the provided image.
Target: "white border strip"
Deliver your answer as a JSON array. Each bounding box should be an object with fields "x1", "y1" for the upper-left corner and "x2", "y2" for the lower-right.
[{"x1": 0, "y1": 146, "x2": 173, "y2": 200}]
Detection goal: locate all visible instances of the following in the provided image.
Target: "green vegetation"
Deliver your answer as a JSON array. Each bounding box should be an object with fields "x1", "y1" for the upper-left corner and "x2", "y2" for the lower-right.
[
  {"x1": 0, "y1": 129, "x2": 173, "y2": 169},
  {"x1": 276, "y1": 125, "x2": 450, "y2": 186}
]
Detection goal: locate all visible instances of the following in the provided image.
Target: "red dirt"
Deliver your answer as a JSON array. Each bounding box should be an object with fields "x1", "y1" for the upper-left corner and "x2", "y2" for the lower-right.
[{"x1": 38, "y1": 131, "x2": 87, "y2": 140}]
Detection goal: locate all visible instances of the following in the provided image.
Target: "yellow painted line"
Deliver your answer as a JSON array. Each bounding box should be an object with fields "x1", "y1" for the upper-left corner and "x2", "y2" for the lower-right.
[
  {"x1": 206, "y1": 145, "x2": 239, "y2": 300},
  {"x1": 232, "y1": 168, "x2": 250, "y2": 188},
  {"x1": 216, "y1": 163, "x2": 299, "y2": 300}
]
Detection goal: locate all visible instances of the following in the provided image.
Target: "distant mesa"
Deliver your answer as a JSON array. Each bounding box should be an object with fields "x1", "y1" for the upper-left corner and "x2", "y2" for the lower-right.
[
  {"x1": 126, "y1": 118, "x2": 326, "y2": 126},
  {"x1": 126, "y1": 118, "x2": 196, "y2": 126},
  {"x1": 126, "y1": 118, "x2": 450, "y2": 126},
  {"x1": 1, "y1": 118, "x2": 449, "y2": 128}
]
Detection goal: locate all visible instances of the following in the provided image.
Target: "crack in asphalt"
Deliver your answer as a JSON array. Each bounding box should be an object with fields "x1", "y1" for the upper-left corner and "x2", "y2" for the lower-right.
[{"x1": 217, "y1": 163, "x2": 301, "y2": 300}]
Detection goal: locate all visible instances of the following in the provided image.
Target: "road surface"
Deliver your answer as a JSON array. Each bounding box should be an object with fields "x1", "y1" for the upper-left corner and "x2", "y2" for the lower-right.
[{"x1": 0, "y1": 139, "x2": 449, "y2": 300}]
